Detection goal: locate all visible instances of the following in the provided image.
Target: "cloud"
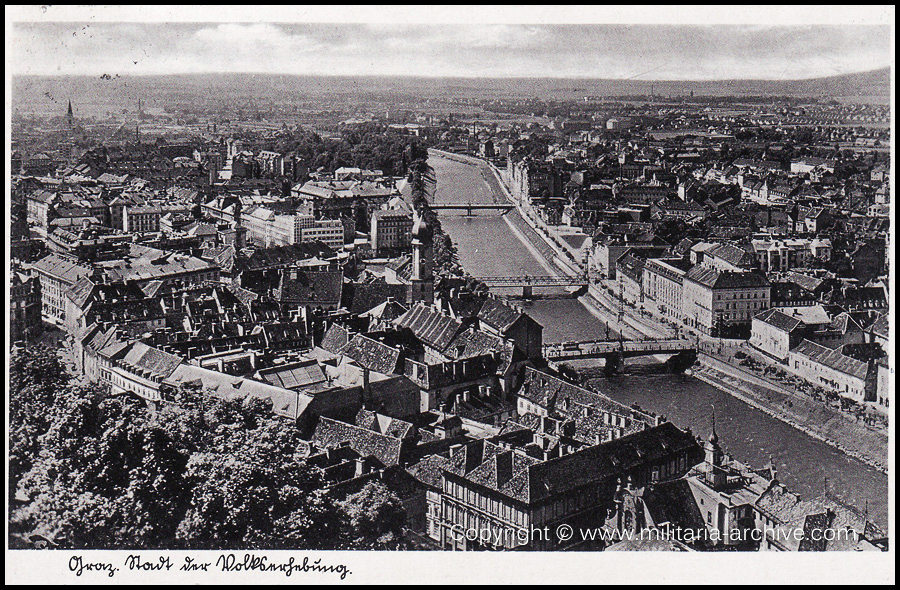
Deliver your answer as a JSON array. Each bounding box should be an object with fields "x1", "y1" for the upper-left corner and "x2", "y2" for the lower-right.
[{"x1": 8, "y1": 22, "x2": 892, "y2": 79}]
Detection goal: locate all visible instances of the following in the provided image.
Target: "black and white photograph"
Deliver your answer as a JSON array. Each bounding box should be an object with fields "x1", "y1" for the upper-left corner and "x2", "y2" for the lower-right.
[{"x1": 5, "y1": 5, "x2": 894, "y2": 584}]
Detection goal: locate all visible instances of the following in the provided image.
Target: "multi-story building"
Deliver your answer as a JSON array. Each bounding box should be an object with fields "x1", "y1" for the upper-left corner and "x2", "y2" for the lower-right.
[
  {"x1": 786, "y1": 340, "x2": 873, "y2": 405},
  {"x1": 25, "y1": 189, "x2": 55, "y2": 230},
  {"x1": 242, "y1": 207, "x2": 344, "y2": 249},
  {"x1": 437, "y1": 422, "x2": 702, "y2": 550},
  {"x1": 297, "y1": 215, "x2": 345, "y2": 250},
  {"x1": 29, "y1": 254, "x2": 92, "y2": 326},
  {"x1": 10, "y1": 267, "x2": 43, "y2": 342},
  {"x1": 643, "y1": 258, "x2": 690, "y2": 322},
  {"x1": 370, "y1": 209, "x2": 413, "y2": 253},
  {"x1": 682, "y1": 267, "x2": 770, "y2": 337},
  {"x1": 749, "y1": 309, "x2": 807, "y2": 361},
  {"x1": 242, "y1": 206, "x2": 295, "y2": 248},
  {"x1": 616, "y1": 252, "x2": 646, "y2": 303},
  {"x1": 751, "y1": 238, "x2": 832, "y2": 272},
  {"x1": 123, "y1": 204, "x2": 163, "y2": 233}
]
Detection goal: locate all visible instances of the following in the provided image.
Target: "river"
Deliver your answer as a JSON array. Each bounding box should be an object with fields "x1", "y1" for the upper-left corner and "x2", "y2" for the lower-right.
[{"x1": 429, "y1": 151, "x2": 889, "y2": 529}]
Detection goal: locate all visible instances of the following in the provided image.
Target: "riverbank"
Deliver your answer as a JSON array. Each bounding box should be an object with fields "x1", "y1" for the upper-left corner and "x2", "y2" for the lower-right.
[
  {"x1": 693, "y1": 358, "x2": 888, "y2": 473},
  {"x1": 429, "y1": 150, "x2": 889, "y2": 476},
  {"x1": 428, "y1": 149, "x2": 887, "y2": 526}
]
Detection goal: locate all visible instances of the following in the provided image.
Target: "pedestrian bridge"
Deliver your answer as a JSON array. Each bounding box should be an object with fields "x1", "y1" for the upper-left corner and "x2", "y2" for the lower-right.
[
  {"x1": 475, "y1": 275, "x2": 588, "y2": 288},
  {"x1": 430, "y1": 203, "x2": 514, "y2": 215},
  {"x1": 474, "y1": 275, "x2": 589, "y2": 297},
  {"x1": 543, "y1": 338, "x2": 696, "y2": 365}
]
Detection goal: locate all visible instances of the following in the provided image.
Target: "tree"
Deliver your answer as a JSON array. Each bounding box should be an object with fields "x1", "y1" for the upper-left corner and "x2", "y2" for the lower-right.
[
  {"x1": 13, "y1": 392, "x2": 188, "y2": 548},
  {"x1": 407, "y1": 150, "x2": 436, "y2": 212},
  {"x1": 153, "y1": 382, "x2": 270, "y2": 454},
  {"x1": 176, "y1": 420, "x2": 343, "y2": 549},
  {"x1": 336, "y1": 481, "x2": 407, "y2": 549},
  {"x1": 9, "y1": 347, "x2": 73, "y2": 512}
]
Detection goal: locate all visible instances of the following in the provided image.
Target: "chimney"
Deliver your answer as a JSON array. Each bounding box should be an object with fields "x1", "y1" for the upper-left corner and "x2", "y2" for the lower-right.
[
  {"x1": 495, "y1": 450, "x2": 514, "y2": 487},
  {"x1": 354, "y1": 457, "x2": 367, "y2": 478},
  {"x1": 464, "y1": 440, "x2": 484, "y2": 475}
]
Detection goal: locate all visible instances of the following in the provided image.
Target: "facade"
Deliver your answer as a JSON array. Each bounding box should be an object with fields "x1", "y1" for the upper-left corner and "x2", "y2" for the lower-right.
[
  {"x1": 438, "y1": 423, "x2": 702, "y2": 551},
  {"x1": 786, "y1": 339, "x2": 872, "y2": 405},
  {"x1": 873, "y1": 359, "x2": 890, "y2": 416},
  {"x1": 298, "y1": 215, "x2": 345, "y2": 249},
  {"x1": 243, "y1": 207, "x2": 344, "y2": 250},
  {"x1": 123, "y1": 205, "x2": 162, "y2": 233},
  {"x1": 682, "y1": 267, "x2": 770, "y2": 337},
  {"x1": 643, "y1": 258, "x2": 688, "y2": 322},
  {"x1": 749, "y1": 308, "x2": 806, "y2": 361},
  {"x1": 751, "y1": 238, "x2": 832, "y2": 272},
  {"x1": 29, "y1": 254, "x2": 92, "y2": 326},
  {"x1": 616, "y1": 252, "x2": 646, "y2": 304},
  {"x1": 371, "y1": 209, "x2": 413, "y2": 253},
  {"x1": 10, "y1": 268, "x2": 43, "y2": 342}
]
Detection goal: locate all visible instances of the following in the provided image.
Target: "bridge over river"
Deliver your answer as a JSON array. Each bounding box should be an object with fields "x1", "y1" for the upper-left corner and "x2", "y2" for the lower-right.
[
  {"x1": 429, "y1": 150, "x2": 887, "y2": 526},
  {"x1": 543, "y1": 338, "x2": 696, "y2": 372},
  {"x1": 474, "y1": 274, "x2": 588, "y2": 297},
  {"x1": 429, "y1": 203, "x2": 514, "y2": 215}
]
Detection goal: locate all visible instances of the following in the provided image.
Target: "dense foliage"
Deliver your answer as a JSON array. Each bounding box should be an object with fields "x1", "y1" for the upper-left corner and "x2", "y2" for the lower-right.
[
  {"x1": 8, "y1": 348, "x2": 408, "y2": 550},
  {"x1": 268, "y1": 123, "x2": 418, "y2": 177}
]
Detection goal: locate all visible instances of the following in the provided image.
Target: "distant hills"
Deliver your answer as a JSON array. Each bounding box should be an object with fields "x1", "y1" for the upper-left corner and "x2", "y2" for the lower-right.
[{"x1": 12, "y1": 68, "x2": 890, "y2": 117}]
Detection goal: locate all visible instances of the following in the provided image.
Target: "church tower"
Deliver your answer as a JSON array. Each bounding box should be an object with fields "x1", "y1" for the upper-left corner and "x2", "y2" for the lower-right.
[
  {"x1": 408, "y1": 212, "x2": 434, "y2": 305},
  {"x1": 704, "y1": 413, "x2": 727, "y2": 489},
  {"x1": 66, "y1": 100, "x2": 74, "y2": 126}
]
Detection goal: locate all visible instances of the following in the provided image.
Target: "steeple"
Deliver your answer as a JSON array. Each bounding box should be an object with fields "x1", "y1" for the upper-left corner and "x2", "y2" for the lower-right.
[
  {"x1": 66, "y1": 100, "x2": 74, "y2": 126},
  {"x1": 704, "y1": 406, "x2": 726, "y2": 488},
  {"x1": 709, "y1": 409, "x2": 719, "y2": 445},
  {"x1": 407, "y1": 211, "x2": 434, "y2": 305}
]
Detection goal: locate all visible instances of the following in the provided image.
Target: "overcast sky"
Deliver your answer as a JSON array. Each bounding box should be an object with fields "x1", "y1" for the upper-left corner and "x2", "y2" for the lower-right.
[{"x1": 9, "y1": 18, "x2": 893, "y2": 80}]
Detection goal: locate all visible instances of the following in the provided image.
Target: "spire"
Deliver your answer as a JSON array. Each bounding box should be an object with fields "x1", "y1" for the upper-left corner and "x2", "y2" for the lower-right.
[
  {"x1": 67, "y1": 100, "x2": 73, "y2": 118},
  {"x1": 709, "y1": 405, "x2": 719, "y2": 445}
]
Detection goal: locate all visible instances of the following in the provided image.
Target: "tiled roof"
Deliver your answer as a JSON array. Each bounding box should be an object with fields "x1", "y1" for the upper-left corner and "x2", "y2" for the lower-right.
[
  {"x1": 275, "y1": 270, "x2": 343, "y2": 307},
  {"x1": 784, "y1": 271, "x2": 825, "y2": 293},
  {"x1": 450, "y1": 422, "x2": 699, "y2": 505},
  {"x1": 753, "y1": 308, "x2": 804, "y2": 333},
  {"x1": 524, "y1": 423, "x2": 700, "y2": 504},
  {"x1": 344, "y1": 280, "x2": 408, "y2": 315},
  {"x1": 31, "y1": 254, "x2": 91, "y2": 285},
  {"x1": 235, "y1": 243, "x2": 336, "y2": 272},
  {"x1": 478, "y1": 298, "x2": 527, "y2": 333},
  {"x1": 685, "y1": 266, "x2": 769, "y2": 289},
  {"x1": 869, "y1": 313, "x2": 888, "y2": 339},
  {"x1": 777, "y1": 305, "x2": 831, "y2": 327},
  {"x1": 312, "y1": 416, "x2": 403, "y2": 467},
  {"x1": 342, "y1": 334, "x2": 402, "y2": 375},
  {"x1": 361, "y1": 298, "x2": 408, "y2": 322},
  {"x1": 406, "y1": 455, "x2": 451, "y2": 489},
  {"x1": 320, "y1": 323, "x2": 351, "y2": 354},
  {"x1": 708, "y1": 243, "x2": 753, "y2": 267},
  {"x1": 395, "y1": 303, "x2": 465, "y2": 353},
  {"x1": 164, "y1": 364, "x2": 312, "y2": 420},
  {"x1": 354, "y1": 409, "x2": 414, "y2": 439},
  {"x1": 122, "y1": 342, "x2": 183, "y2": 380},
  {"x1": 517, "y1": 367, "x2": 645, "y2": 424},
  {"x1": 791, "y1": 339, "x2": 868, "y2": 380}
]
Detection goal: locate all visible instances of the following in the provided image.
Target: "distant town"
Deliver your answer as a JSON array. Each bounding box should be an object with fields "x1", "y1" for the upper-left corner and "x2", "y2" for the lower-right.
[{"x1": 9, "y1": 68, "x2": 890, "y2": 553}]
